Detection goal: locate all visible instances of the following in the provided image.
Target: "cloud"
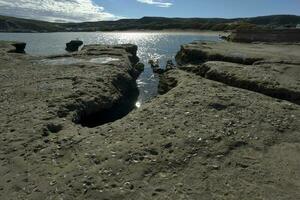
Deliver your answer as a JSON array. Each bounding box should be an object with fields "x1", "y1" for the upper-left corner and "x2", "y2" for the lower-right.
[
  {"x1": 0, "y1": 0, "x2": 119, "y2": 22},
  {"x1": 137, "y1": 0, "x2": 173, "y2": 8}
]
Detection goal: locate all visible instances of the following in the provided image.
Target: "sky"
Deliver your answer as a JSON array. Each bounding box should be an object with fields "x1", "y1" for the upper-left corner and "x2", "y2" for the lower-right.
[{"x1": 0, "y1": 0, "x2": 299, "y2": 22}]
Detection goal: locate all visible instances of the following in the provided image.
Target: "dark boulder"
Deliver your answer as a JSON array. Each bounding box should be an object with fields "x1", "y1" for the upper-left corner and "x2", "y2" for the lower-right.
[
  {"x1": 8, "y1": 42, "x2": 26, "y2": 53},
  {"x1": 219, "y1": 35, "x2": 228, "y2": 41},
  {"x1": 66, "y1": 40, "x2": 83, "y2": 52},
  {"x1": 149, "y1": 59, "x2": 164, "y2": 74},
  {"x1": 165, "y1": 60, "x2": 176, "y2": 70},
  {"x1": 149, "y1": 59, "x2": 176, "y2": 75},
  {"x1": 153, "y1": 68, "x2": 165, "y2": 74}
]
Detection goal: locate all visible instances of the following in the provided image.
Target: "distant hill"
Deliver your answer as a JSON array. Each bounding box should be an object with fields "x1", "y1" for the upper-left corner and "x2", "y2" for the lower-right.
[
  {"x1": 0, "y1": 15, "x2": 300, "y2": 32},
  {"x1": 0, "y1": 16, "x2": 64, "y2": 32}
]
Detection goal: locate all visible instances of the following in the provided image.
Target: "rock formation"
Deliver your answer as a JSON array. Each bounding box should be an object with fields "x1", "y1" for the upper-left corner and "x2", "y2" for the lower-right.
[
  {"x1": 0, "y1": 40, "x2": 300, "y2": 199},
  {"x1": 175, "y1": 41, "x2": 300, "y2": 104},
  {"x1": 149, "y1": 59, "x2": 176, "y2": 74},
  {"x1": 0, "y1": 41, "x2": 26, "y2": 53},
  {"x1": 65, "y1": 40, "x2": 83, "y2": 52},
  {"x1": 176, "y1": 41, "x2": 300, "y2": 65},
  {"x1": 149, "y1": 59, "x2": 164, "y2": 74}
]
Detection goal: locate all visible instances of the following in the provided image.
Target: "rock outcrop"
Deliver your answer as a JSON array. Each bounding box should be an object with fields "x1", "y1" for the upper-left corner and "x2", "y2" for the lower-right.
[
  {"x1": 176, "y1": 41, "x2": 300, "y2": 65},
  {"x1": 176, "y1": 41, "x2": 300, "y2": 104},
  {"x1": 0, "y1": 41, "x2": 146, "y2": 199},
  {"x1": 10, "y1": 42, "x2": 26, "y2": 53},
  {"x1": 65, "y1": 40, "x2": 83, "y2": 52},
  {"x1": 0, "y1": 41, "x2": 26, "y2": 53},
  {"x1": 149, "y1": 59, "x2": 176, "y2": 74},
  {"x1": 179, "y1": 61, "x2": 300, "y2": 105},
  {"x1": 1, "y1": 40, "x2": 300, "y2": 200}
]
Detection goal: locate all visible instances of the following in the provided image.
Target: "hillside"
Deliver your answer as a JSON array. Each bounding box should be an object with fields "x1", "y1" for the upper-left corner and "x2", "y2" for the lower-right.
[
  {"x1": 0, "y1": 16, "x2": 63, "y2": 32},
  {"x1": 0, "y1": 15, "x2": 299, "y2": 32}
]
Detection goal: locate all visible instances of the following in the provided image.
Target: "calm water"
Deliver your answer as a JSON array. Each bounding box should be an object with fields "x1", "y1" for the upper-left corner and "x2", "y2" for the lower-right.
[{"x1": 0, "y1": 32, "x2": 220, "y2": 105}]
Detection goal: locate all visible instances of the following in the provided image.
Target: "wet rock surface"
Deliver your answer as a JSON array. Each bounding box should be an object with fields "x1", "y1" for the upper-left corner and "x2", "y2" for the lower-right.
[{"x1": 0, "y1": 40, "x2": 300, "y2": 200}]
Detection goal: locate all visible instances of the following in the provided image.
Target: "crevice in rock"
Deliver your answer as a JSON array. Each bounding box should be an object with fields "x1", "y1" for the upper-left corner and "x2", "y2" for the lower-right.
[
  {"x1": 208, "y1": 103, "x2": 229, "y2": 111},
  {"x1": 42, "y1": 123, "x2": 63, "y2": 136},
  {"x1": 180, "y1": 63, "x2": 300, "y2": 105},
  {"x1": 77, "y1": 91, "x2": 139, "y2": 128},
  {"x1": 203, "y1": 68, "x2": 300, "y2": 105},
  {"x1": 53, "y1": 44, "x2": 145, "y2": 128},
  {"x1": 73, "y1": 70, "x2": 141, "y2": 128},
  {"x1": 175, "y1": 46, "x2": 263, "y2": 66}
]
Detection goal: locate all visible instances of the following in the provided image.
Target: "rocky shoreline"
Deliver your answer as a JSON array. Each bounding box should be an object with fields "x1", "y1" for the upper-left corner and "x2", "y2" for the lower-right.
[
  {"x1": 175, "y1": 41, "x2": 300, "y2": 104},
  {"x1": 0, "y1": 40, "x2": 300, "y2": 199}
]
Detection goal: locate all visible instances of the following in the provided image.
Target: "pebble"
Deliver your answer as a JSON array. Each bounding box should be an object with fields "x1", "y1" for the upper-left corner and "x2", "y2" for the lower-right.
[
  {"x1": 50, "y1": 180, "x2": 57, "y2": 186},
  {"x1": 209, "y1": 165, "x2": 220, "y2": 170}
]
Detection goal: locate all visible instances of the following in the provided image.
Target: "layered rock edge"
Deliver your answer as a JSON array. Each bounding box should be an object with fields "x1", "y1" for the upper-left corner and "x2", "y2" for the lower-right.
[{"x1": 176, "y1": 41, "x2": 300, "y2": 105}]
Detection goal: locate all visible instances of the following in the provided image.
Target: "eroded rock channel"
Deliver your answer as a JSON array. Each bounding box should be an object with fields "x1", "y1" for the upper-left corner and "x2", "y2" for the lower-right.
[
  {"x1": 47, "y1": 44, "x2": 144, "y2": 128},
  {"x1": 1, "y1": 40, "x2": 300, "y2": 200},
  {"x1": 0, "y1": 41, "x2": 144, "y2": 132}
]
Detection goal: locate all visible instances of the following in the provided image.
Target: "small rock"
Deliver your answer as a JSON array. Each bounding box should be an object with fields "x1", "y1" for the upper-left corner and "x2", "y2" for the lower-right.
[
  {"x1": 209, "y1": 165, "x2": 220, "y2": 170},
  {"x1": 163, "y1": 142, "x2": 173, "y2": 149},
  {"x1": 50, "y1": 180, "x2": 57, "y2": 186}
]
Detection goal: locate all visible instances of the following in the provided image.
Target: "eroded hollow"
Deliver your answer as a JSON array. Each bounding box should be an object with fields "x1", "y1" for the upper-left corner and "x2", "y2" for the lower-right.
[{"x1": 77, "y1": 90, "x2": 139, "y2": 128}]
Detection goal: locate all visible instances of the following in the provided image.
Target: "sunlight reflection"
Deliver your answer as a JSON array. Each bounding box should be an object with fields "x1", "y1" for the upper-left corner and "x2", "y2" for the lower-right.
[
  {"x1": 135, "y1": 101, "x2": 141, "y2": 108},
  {"x1": 102, "y1": 32, "x2": 163, "y2": 45}
]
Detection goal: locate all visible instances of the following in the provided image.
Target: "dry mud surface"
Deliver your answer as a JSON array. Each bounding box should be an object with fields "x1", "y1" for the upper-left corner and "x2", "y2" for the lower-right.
[{"x1": 0, "y1": 41, "x2": 300, "y2": 200}]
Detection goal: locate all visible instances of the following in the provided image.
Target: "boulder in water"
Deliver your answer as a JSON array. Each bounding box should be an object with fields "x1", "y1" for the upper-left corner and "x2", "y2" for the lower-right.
[
  {"x1": 165, "y1": 60, "x2": 176, "y2": 70},
  {"x1": 149, "y1": 59, "x2": 164, "y2": 74},
  {"x1": 66, "y1": 40, "x2": 83, "y2": 52},
  {"x1": 6, "y1": 42, "x2": 26, "y2": 53}
]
